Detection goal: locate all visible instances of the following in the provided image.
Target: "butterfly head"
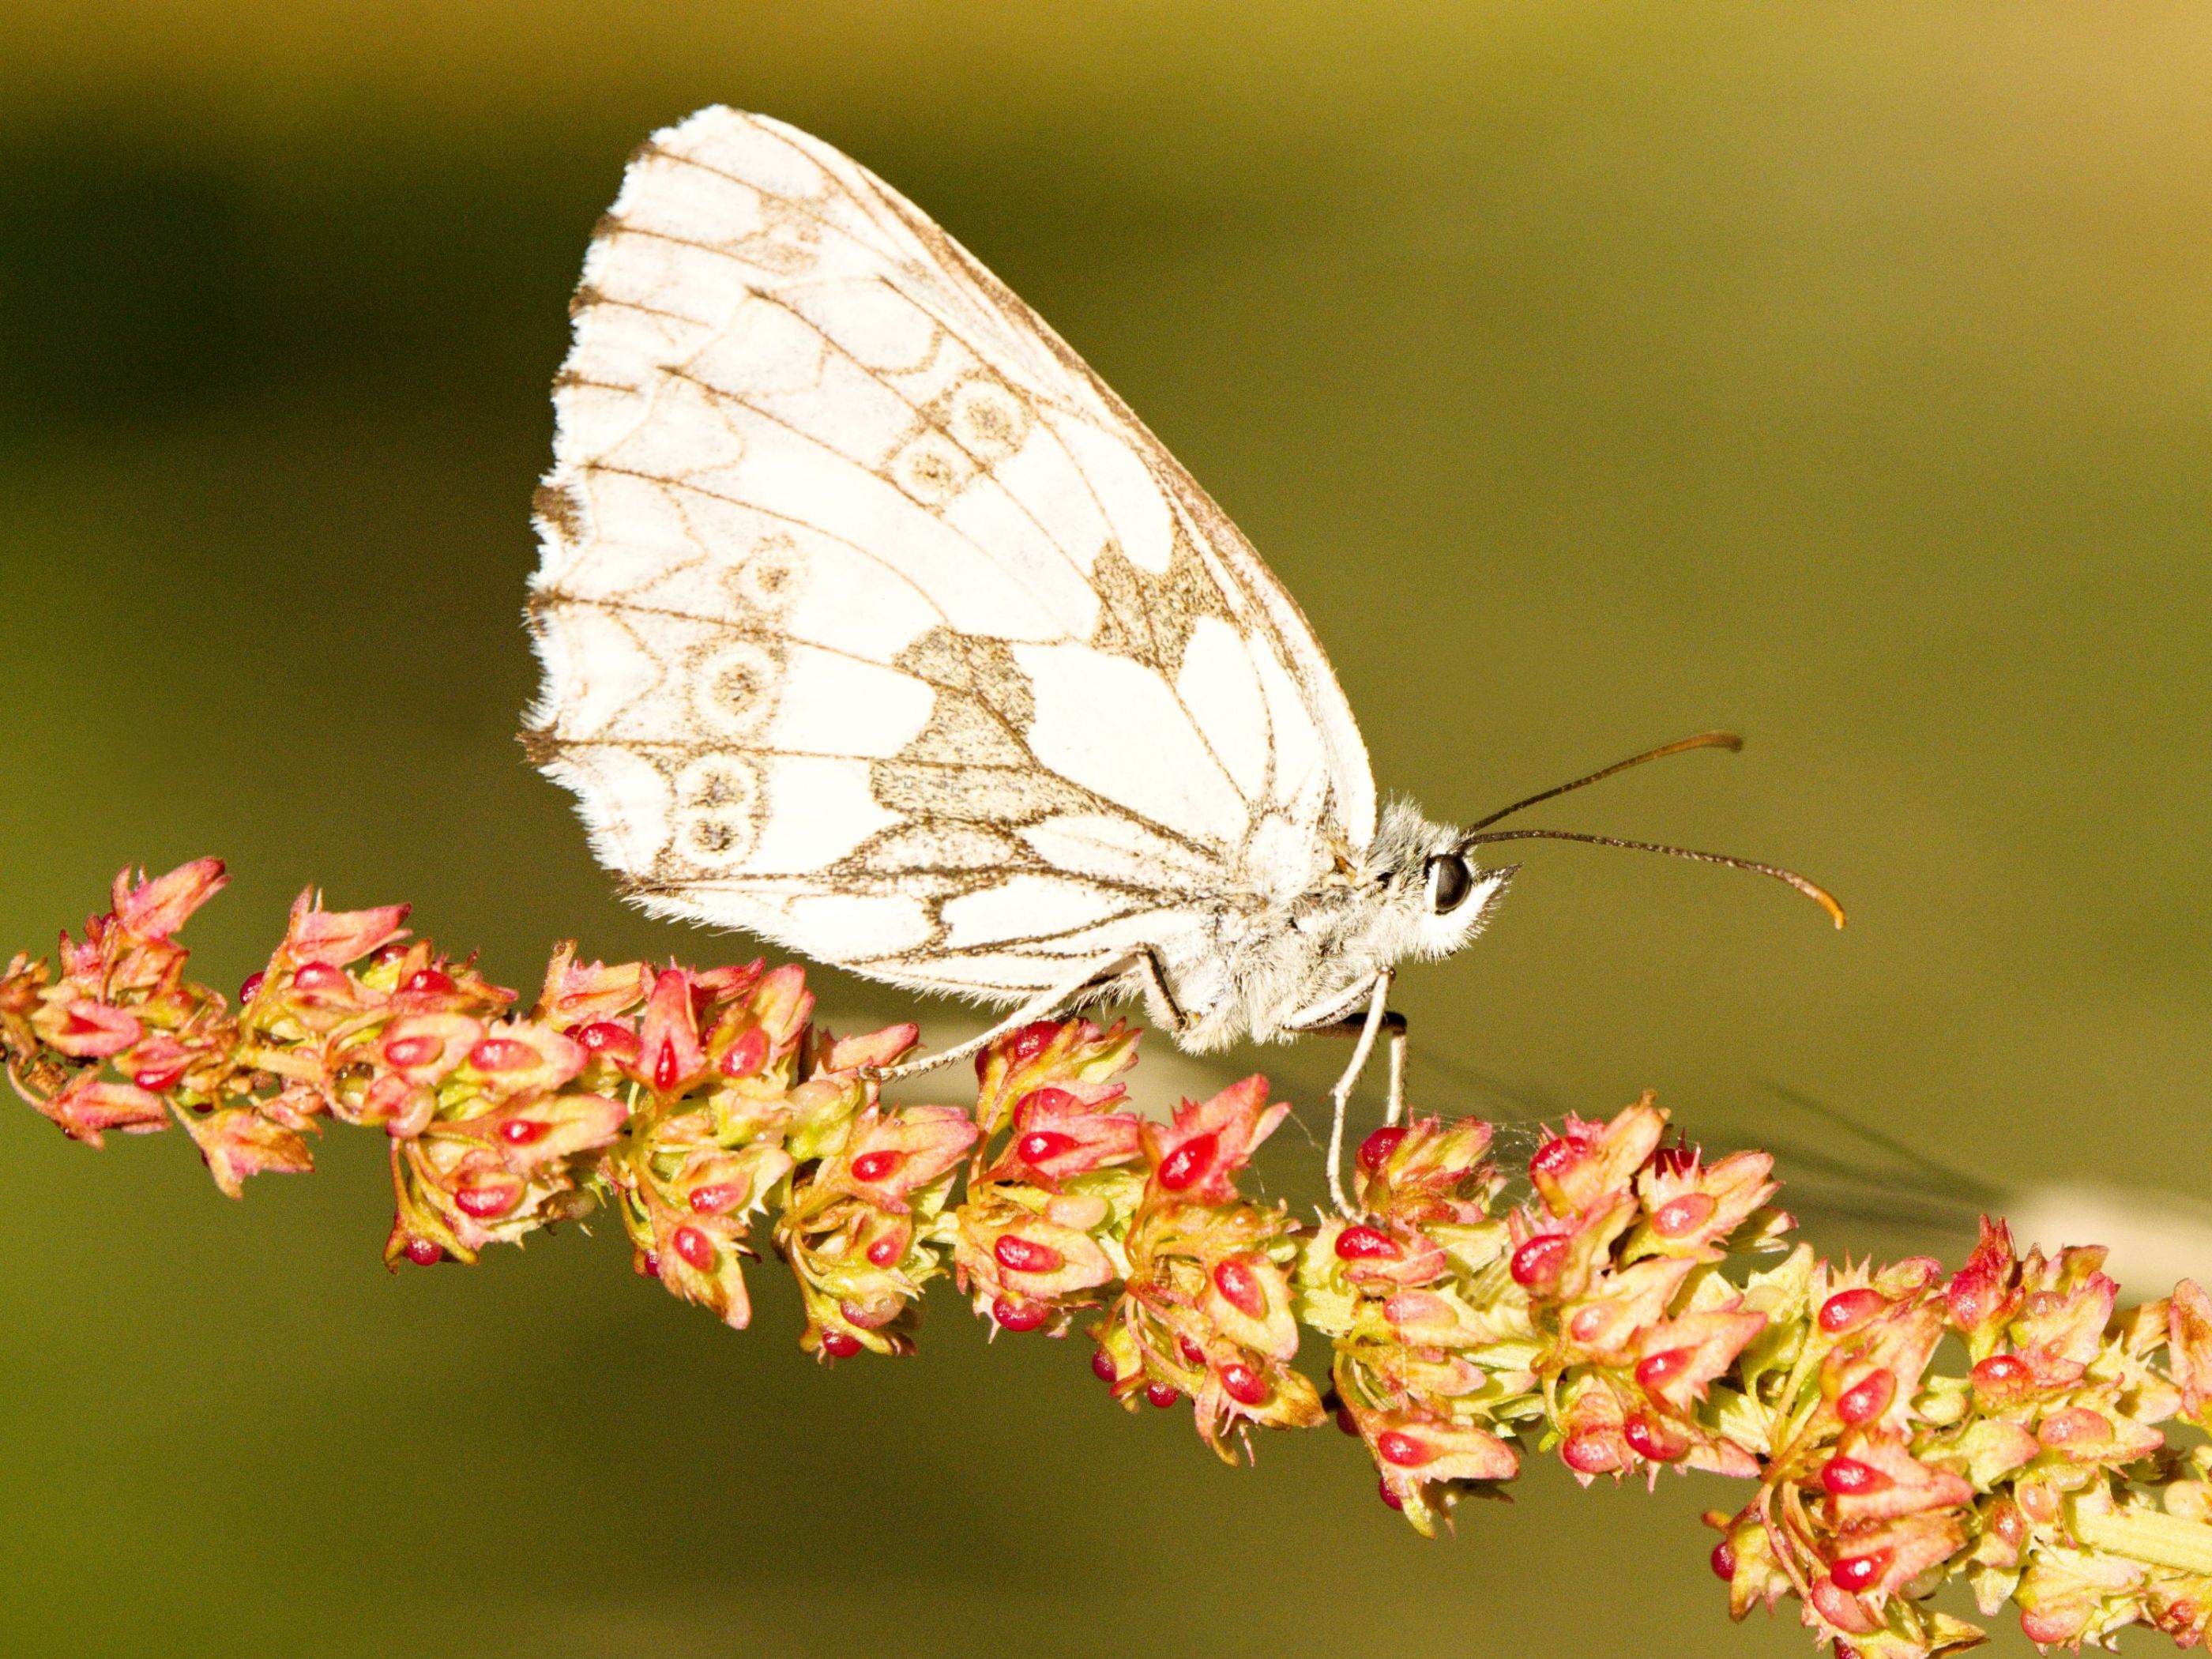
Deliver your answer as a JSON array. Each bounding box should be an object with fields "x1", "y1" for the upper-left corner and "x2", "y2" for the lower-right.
[{"x1": 1363, "y1": 800, "x2": 1515, "y2": 965}]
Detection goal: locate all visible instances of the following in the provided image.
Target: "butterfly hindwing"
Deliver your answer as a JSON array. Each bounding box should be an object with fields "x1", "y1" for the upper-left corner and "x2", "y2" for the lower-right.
[{"x1": 527, "y1": 107, "x2": 1378, "y2": 998}]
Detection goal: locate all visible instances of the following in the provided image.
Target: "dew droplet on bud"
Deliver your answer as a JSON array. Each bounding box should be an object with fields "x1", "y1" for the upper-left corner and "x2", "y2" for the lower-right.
[
  {"x1": 1835, "y1": 1368, "x2": 1896, "y2": 1425},
  {"x1": 1091, "y1": 1347, "x2": 1119, "y2": 1384},
  {"x1": 1818, "y1": 1287, "x2": 1887, "y2": 1334},
  {"x1": 1378, "y1": 1478, "x2": 1404, "y2": 1510},
  {"x1": 1157, "y1": 1133, "x2": 1217, "y2": 1191},
  {"x1": 1710, "y1": 1538, "x2": 1736, "y2": 1581},
  {"x1": 1145, "y1": 1382, "x2": 1179, "y2": 1408},
  {"x1": 498, "y1": 1118, "x2": 550, "y2": 1146},
  {"x1": 1334, "y1": 1225, "x2": 1402, "y2": 1262},
  {"x1": 994, "y1": 1234, "x2": 1063, "y2": 1275},
  {"x1": 1219, "y1": 1361, "x2": 1270, "y2": 1406},
  {"x1": 1358, "y1": 1126, "x2": 1407, "y2": 1172},
  {"x1": 993, "y1": 1296, "x2": 1048, "y2": 1333},
  {"x1": 1820, "y1": 1456, "x2": 1892, "y2": 1495},
  {"x1": 238, "y1": 971, "x2": 265, "y2": 1003},
  {"x1": 1213, "y1": 1255, "x2": 1269, "y2": 1319},
  {"x1": 404, "y1": 969, "x2": 456, "y2": 995},
  {"x1": 1510, "y1": 1233, "x2": 1568, "y2": 1288},
  {"x1": 865, "y1": 1234, "x2": 901, "y2": 1267},
  {"x1": 850, "y1": 1149, "x2": 904, "y2": 1184},
  {"x1": 1829, "y1": 1548, "x2": 1891, "y2": 1593},
  {"x1": 821, "y1": 1329, "x2": 862, "y2": 1358},
  {"x1": 293, "y1": 961, "x2": 347, "y2": 992},
  {"x1": 404, "y1": 1236, "x2": 442, "y2": 1266},
  {"x1": 672, "y1": 1225, "x2": 715, "y2": 1271}
]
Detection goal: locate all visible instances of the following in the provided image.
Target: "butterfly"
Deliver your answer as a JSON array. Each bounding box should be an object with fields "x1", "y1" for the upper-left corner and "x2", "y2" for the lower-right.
[{"x1": 522, "y1": 107, "x2": 1842, "y2": 1213}]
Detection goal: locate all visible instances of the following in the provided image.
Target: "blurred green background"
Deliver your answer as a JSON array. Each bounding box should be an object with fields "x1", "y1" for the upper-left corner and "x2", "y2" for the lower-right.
[{"x1": 4, "y1": 3, "x2": 2210, "y2": 1654}]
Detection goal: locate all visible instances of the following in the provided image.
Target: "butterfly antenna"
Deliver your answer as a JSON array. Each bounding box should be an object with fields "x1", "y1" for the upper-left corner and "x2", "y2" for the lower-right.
[
  {"x1": 1461, "y1": 730, "x2": 1745, "y2": 834},
  {"x1": 1454, "y1": 828, "x2": 1848, "y2": 927}
]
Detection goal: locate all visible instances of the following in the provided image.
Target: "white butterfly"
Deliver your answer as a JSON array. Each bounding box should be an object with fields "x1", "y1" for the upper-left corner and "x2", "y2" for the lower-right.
[{"x1": 524, "y1": 107, "x2": 1841, "y2": 1211}]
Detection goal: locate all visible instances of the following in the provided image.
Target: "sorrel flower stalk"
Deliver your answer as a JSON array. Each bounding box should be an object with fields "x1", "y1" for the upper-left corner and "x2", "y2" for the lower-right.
[{"x1": 9, "y1": 862, "x2": 2212, "y2": 1657}]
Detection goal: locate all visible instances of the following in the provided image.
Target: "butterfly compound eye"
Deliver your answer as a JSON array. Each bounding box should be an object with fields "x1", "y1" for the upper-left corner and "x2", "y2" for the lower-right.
[{"x1": 1425, "y1": 853, "x2": 1474, "y2": 916}]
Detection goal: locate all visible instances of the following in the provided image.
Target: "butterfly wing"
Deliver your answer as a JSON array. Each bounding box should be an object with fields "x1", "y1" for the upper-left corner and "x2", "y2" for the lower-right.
[{"x1": 526, "y1": 106, "x2": 1376, "y2": 1002}]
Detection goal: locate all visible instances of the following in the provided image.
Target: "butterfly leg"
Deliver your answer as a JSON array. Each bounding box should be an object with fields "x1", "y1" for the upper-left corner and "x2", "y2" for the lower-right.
[
  {"x1": 860, "y1": 946, "x2": 1183, "y2": 1085},
  {"x1": 1297, "y1": 970, "x2": 1398, "y2": 1220}
]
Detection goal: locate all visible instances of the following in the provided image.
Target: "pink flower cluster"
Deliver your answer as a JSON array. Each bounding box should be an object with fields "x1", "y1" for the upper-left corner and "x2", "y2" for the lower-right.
[{"x1": 9, "y1": 861, "x2": 2212, "y2": 1658}]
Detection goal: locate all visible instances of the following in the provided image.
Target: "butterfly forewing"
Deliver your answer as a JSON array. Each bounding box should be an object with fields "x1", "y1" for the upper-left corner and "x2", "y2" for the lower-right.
[{"x1": 527, "y1": 107, "x2": 1378, "y2": 1000}]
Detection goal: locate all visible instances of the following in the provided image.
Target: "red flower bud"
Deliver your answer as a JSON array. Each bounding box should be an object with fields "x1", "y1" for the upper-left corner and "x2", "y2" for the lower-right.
[
  {"x1": 498, "y1": 1118, "x2": 549, "y2": 1146},
  {"x1": 1178, "y1": 1335, "x2": 1205, "y2": 1365},
  {"x1": 1376, "y1": 1431, "x2": 1433, "y2": 1469},
  {"x1": 453, "y1": 1182, "x2": 520, "y2": 1219},
  {"x1": 1830, "y1": 1549, "x2": 1891, "y2": 1593},
  {"x1": 1820, "y1": 1456, "x2": 1892, "y2": 1496},
  {"x1": 1835, "y1": 1369, "x2": 1895, "y2": 1425},
  {"x1": 1157, "y1": 1132, "x2": 1217, "y2": 1191},
  {"x1": 1973, "y1": 1353, "x2": 2030, "y2": 1389},
  {"x1": 821, "y1": 1330, "x2": 862, "y2": 1358},
  {"x1": 672, "y1": 1225, "x2": 715, "y2": 1271},
  {"x1": 1213, "y1": 1255, "x2": 1269, "y2": 1319},
  {"x1": 573, "y1": 1020, "x2": 634, "y2": 1055},
  {"x1": 1008, "y1": 1021, "x2": 1059, "y2": 1062},
  {"x1": 1819, "y1": 1288, "x2": 1887, "y2": 1335},
  {"x1": 1090, "y1": 1348, "x2": 1119, "y2": 1383},
  {"x1": 1623, "y1": 1413, "x2": 1687, "y2": 1462},
  {"x1": 866, "y1": 1235, "x2": 901, "y2": 1267},
  {"x1": 653, "y1": 1038, "x2": 679, "y2": 1091},
  {"x1": 293, "y1": 962, "x2": 347, "y2": 992},
  {"x1": 690, "y1": 1183, "x2": 745, "y2": 1215},
  {"x1": 1358, "y1": 1126, "x2": 1407, "y2": 1172},
  {"x1": 1560, "y1": 1431, "x2": 1623, "y2": 1474},
  {"x1": 383, "y1": 1034, "x2": 443, "y2": 1068},
  {"x1": 1710, "y1": 1538, "x2": 1736, "y2": 1581},
  {"x1": 1651, "y1": 1192, "x2": 1717, "y2": 1239},
  {"x1": 1510, "y1": 1233, "x2": 1567, "y2": 1288},
  {"x1": 994, "y1": 1234, "x2": 1063, "y2": 1274},
  {"x1": 404, "y1": 969, "x2": 456, "y2": 995},
  {"x1": 718, "y1": 1026, "x2": 768, "y2": 1078},
  {"x1": 1378, "y1": 1479, "x2": 1404, "y2": 1510},
  {"x1": 238, "y1": 971, "x2": 265, "y2": 1003},
  {"x1": 850, "y1": 1149, "x2": 904, "y2": 1184},
  {"x1": 1145, "y1": 1382, "x2": 1179, "y2": 1408},
  {"x1": 1635, "y1": 1346, "x2": 1694, "y2": 1394},
  {"x1": 1336, "y1": 1405, "x2": 1359, "y2": 1435},
  {"x1": 1334, "y1": 1225, "x2": 1402, "y2": 1262},
  {"x1": 468, "y1": 1037, "x2": 536, "y2": 1072},
  {"x1": 1219, "y1": 1361, "x2": 1270, "y2": 1406},
  {"x1": 403, "y1": 1236, "x2": 442, "y2": 1266},
  {"x1": 1529, "y1": 1134, "x2": 1587, "y2": 1177},
  {"x1": 993, "y1": 1296, "x2": 1048, "y2": 1333},
  {"x1": 1018, "y1": 1130, "x2": 1077, "y2": 1164}
]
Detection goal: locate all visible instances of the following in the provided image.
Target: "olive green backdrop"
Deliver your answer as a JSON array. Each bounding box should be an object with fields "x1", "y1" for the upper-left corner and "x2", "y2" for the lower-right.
[{"x1": 3, "y1": 4, "x2": 2208, "y2": 1655}]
